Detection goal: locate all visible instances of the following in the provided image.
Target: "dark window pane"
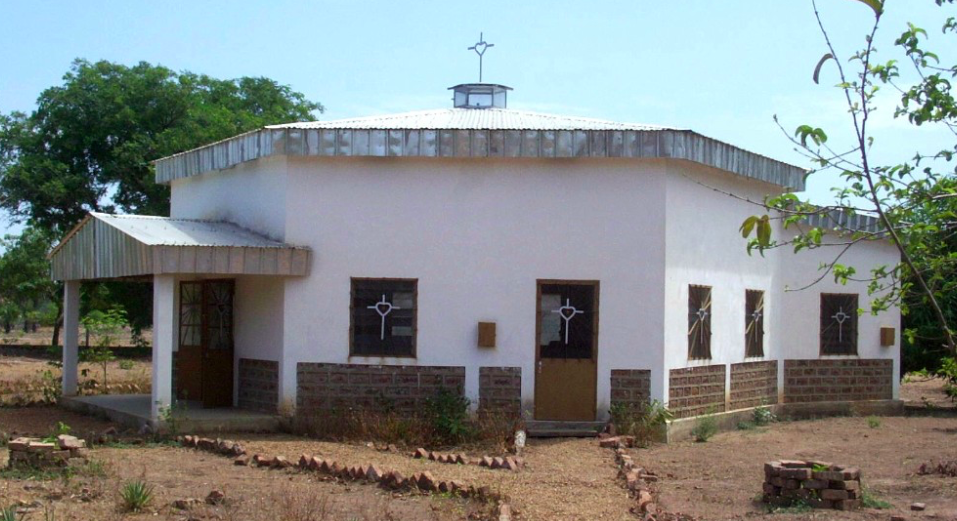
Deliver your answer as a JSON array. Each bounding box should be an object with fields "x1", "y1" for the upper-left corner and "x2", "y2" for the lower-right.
[
  {"x1": 745, "y1": 289, "x2": 765, "y2": 357},
  {"x1": 539, "y1": 283, "x2": 597, "y2": 360},
  {"x1": 688, "y1": 285, "x2": 712, "y2": 359},
  {"x1": 351, "y1": 279, "x2": 417, "y2": 357},
  {"x1": 820, "y1": 293, "x2": 858, "y2": 355},
  {"x1": 179, "y1": 282, "x2": 203, "y2": 347}
]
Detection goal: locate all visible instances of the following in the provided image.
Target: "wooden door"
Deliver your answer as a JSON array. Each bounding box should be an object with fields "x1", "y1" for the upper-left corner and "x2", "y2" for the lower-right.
[
  {"x1": 534, "y1": 281, "x2": 599, "y2": 421},
  {"x1": 201, "y1": 280, "x2": 234, "y2": 408}
]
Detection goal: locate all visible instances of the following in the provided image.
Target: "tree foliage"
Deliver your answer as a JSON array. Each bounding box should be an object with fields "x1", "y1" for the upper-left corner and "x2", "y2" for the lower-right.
[
  {"x1": 0, "y1": 227, "x2": 61, "y2": 335},
  {"x1": 741, "y1": 0, "x2": 957, "y2": 357},
  {"x1": 0, "y1": 58, "x2": 323, "y2": 235},
  {"x1": 0, "y1": 59, "x2": 322, "y2": 337}
]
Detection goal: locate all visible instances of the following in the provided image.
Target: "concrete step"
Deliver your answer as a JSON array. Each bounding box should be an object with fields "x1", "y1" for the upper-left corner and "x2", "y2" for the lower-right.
[{"x1": 525, "y1": 420, "x2": 604, "y2": 438}]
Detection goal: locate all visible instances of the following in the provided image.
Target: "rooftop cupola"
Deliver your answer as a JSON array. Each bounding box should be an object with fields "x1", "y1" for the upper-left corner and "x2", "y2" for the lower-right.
[
  {"x1": 451, "y1": 33, "x2": 511, "y2": 109},
  {"x1": 449, "y1": 83, "x2": 512, "y2": 109}
]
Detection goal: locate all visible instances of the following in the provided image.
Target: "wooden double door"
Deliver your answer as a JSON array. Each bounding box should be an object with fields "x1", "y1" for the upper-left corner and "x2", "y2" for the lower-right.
[
  {"x1": 176, "y1": 280, "x2": 234, "y2": 408},
  {"x1": 534, "y1": 280, "x2": 599, "y2": 421}
]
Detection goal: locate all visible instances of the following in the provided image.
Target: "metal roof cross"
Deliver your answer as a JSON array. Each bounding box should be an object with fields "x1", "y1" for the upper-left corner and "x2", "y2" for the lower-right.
[{"x1": 468, "y1": 32, "x2": 495, "y2": 82}]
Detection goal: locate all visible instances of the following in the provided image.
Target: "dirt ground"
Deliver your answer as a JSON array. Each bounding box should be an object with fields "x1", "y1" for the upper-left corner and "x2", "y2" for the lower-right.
[
  {"x1": 0, "y1": 380, "x2": 955, "y2": 520},
  {"x1": 901, "y1": 375, "x2": 956, "y2": 410}
]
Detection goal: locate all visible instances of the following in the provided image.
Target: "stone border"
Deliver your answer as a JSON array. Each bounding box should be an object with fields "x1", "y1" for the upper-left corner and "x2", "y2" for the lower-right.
[
  {"x1": 411, "y1": 448, "x2": 524, "y2": 472},
  {"x1": 178, "y1": 435, "x2": 513, "y2": 520},
  {"x1": 598, "y1": 436, "x2": 697, "y2": 520}
]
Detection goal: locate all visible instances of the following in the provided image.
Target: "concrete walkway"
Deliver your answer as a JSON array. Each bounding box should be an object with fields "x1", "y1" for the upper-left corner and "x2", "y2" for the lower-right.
[{"x1": 61, "y1": 394, "x2": 280, "y2": 433}]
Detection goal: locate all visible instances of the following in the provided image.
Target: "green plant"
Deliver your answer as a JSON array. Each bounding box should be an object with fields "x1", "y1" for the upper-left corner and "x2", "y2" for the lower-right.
[
  {"x1": 767, "y1": 499, "x2": 812, "y2": 514},
  {"x1": 119, "y1": 479, "x2": 154, "y2": 512},
  {"x1": 737, "y1": 421, "x2": 755, "y2": 430},
  {"x1": 861, "y1": 487, "x2": 892, "y2": 509},
  {"x1": 81, "y1": 307, "x2": 127, "y2": 390},
  {"x1": 158, "y1": 401, "x2": 187, "y2": 439},
  {"x1": 691, "y1": 408, "x2": 718, "y2": 443},
  {"x1": 752, "y1": 405, "x2": 777, "y2": 426},
  {"x1": 41, "y1": 422, "x2": 71, "y2": 443},
  {"x1": 118, "y1": 359, "x2": 134, "y2": 370},
  {"x1": 866, "y1": 416, "x2": 881, "y2": 429},
  {"x1": 608, "y1": 400, "x2": 673, "y2": 447},
  {"x1": 424, "y1": 388, "x2": 473, "y2": 445},
  {"x1": 0, "y1": 506, "x2": 21, "y2": 521}
]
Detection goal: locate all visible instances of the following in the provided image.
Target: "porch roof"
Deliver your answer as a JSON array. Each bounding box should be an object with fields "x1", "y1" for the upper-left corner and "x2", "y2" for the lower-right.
[{"x1": 49, "y1": 212, "x2": 311, "y2": 281}]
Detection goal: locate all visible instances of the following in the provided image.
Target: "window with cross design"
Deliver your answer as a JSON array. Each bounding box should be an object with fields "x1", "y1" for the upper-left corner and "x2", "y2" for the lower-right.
[
  {"x1": 820, "y1": 293, "x2": 858, "y2": 355},
  {"x1": 350, "y1": 278, "x2": 417, "y2": 357},
  {"x1": 688, "y1": 285, "x2": 712, "y2": 360},
  {"x1": 538, "y1": 282, "x2": 597, "y2": 360}
]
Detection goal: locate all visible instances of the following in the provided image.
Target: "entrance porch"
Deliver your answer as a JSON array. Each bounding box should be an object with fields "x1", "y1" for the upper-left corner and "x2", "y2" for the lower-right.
[{"x1": 49, "y1": 212, "x2": 311, "y2": 427}]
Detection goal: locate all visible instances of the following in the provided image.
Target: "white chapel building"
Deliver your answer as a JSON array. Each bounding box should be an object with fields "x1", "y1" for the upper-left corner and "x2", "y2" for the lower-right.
[{"x1": 50, "y1": 82, "x2": 901, "y2": 430}]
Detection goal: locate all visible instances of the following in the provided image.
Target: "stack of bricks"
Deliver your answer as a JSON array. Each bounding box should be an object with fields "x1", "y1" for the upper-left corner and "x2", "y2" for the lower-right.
[
  {"x1": 763, "y1": 460, "x2": 862, "y2": 510},
  {"x1": 7, "y1": 435, "x2": 88, "y2": 469}
]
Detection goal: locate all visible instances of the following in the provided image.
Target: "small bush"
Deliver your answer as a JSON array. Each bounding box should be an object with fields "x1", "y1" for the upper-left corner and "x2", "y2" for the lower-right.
[
  {"x1": 609, "y1": 400, "x2": 673, "y2": 447},
  {"x1": 736, "y1": 421, "x2": 755, "y2": 430},
  {"x1": 119, "y1": 480, "x2": 154, "y2": 512},
  {"x1": 866, "y1": 416, "x2": 881, "y2": 429},
  {"x1": 752, "y1": 405, "x2": 776, "y2": 426},
  {"x1": 424, "y1": 388, "x2": 473, "y2": 445},
  {"x1": 118, "y1": 360, "x2": 134, "y2": 370},
  {"x1": 691, "y1": 409, "x2": 718, "y2": 442}
]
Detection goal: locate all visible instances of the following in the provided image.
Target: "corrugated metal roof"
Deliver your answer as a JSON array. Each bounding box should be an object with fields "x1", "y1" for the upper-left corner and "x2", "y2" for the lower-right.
[
  {"x1": 89, "y1": 213, "x2": 298, "y2": 248},
  {"x1": 49, "y1": 213, "x2": 311, "y2": 280},
  {"x1": 266, "y1": 108, "x2": 677, "y2": 131}
]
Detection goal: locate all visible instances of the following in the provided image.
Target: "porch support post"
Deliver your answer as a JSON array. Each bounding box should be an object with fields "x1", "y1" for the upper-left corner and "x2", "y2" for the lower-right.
[
  {"x1": 62, "y1": 280, "x2": 81, "y2": 397},
  {"x1": 151, "y1": 275, "x2": 175, "y2": 423}
]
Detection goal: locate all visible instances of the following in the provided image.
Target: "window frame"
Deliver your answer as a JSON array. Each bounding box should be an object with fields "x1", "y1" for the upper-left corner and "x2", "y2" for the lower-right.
[
  {"x1": 349, "y1": 277, "x2": 418, "y2": 358},
  {"x1": 744, "y1": 289, "x2": 765, "y2": 358},
  {"x1": 819, "y1": 292, "x2": 859, "y2": 356},
  {"x1": 688, "y1": 284, "x2": 713, "y2": 360}
]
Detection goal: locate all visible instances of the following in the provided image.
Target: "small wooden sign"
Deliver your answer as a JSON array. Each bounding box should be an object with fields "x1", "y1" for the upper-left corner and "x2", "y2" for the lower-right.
[
  {"x1": 880, "y1": 327, "x2": 895, "y2": 347},
  {"x1": 478, "y1": 322, "x2": 496, "y2": 348}
]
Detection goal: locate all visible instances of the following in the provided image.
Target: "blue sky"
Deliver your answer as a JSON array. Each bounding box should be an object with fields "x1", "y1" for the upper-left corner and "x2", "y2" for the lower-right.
[{"x1": 0, "y1": 0, "x2": 953, "y2": 242}]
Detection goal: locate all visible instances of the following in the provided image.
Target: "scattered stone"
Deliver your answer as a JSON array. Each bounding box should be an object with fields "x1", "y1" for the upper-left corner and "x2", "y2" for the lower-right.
[
  {"x1": 414, "y1": 448, "x2": 429, "y2": 459},
  {"x1": 205, "y1": 490, "x2": 225, "y2": 505},
  {"x1": 910, "y1": 503, "x2": 926, "y2": 511},
  {"x1": 233, "y1": 455, "x2": 250, "y2": 466},
  {"x1": 498, "y1": 503, "x2": 512, "y2": 521},
  {"x1": 172, "y1": 498, "x2": 200, "y2": 510}
]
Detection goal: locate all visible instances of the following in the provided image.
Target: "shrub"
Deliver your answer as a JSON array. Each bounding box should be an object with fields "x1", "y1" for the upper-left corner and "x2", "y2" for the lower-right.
[
  {"x1": 424, "y1": 388, "x2": 473, "y2": 445},
  {"x1": 860, "y1": 487, "x2": 891, "y2": 509},
  {"x1": 119, "y1": 480, "x2": 154, "y2": 512},
  {"x1": 737, "y1": 421, "x2": 755, "y2": 430},
  {"x1": 939, "y1": 356, "x2": 957, "y2": 401},
  {"x1": 866, "y1": 416, "x2": 881, "y2": 429},
  {"x1": 752, "y1": 405, "x2": 776, "y2": 426},
  {"x1": 609, "y1": 400, "x2": 673, "y2": 447},
  {"x1": 691, "y1": 409, "x2": 718, "y2": 442}
]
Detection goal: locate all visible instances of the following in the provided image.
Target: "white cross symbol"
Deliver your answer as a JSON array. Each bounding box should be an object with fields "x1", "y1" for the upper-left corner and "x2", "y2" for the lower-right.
[
  {"x1": 832, "y1": 307, "x2": 850, "y2": 342},
  {"x1": 552, "y1": 298, "x2": 584, "y2": 345},
  {"x1": 750, "y1": 309, "x2": 763, "y2": 324},
  {"x1": 695, "y1": 308, "x2": 710, "y2": 322},
  {"x1": 368, "y1": 294, "x2": 401, "y2": 340}
]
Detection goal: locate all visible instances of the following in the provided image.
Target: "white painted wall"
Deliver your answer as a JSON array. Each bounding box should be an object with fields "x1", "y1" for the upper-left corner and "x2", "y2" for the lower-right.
[
  {"x1": 662, "y1": 163, "x2": 784, "y2": 404},
  {"x1": 165, "y1": 151, "x2": 902, "y2": 416},
  {"x1": 662, "y1": 161, "x2": 901, "y2": 403},
  {"x1": 170, "y1": 156, "x2": 289, "y2": 242},
  {"x1": 776, "y1": 230, "x2": 901, "y2": 398},
  {"x1": 280, "y1": 156, "x2": 670, "y2": 416},
  {"x1": 233, "y1": 276, "x2": 286, "y2": 403}
]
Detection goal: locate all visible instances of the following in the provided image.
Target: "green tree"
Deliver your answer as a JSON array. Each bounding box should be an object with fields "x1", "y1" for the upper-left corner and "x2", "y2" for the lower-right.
[
  {"x1": 0, "y1": 59, "x2": 323, "y2": 236},
  {"x1": 0, "y1": 227, "x2": 61, "y2": 342},
  {"x1": 742, "y1": 0, "x2": 957, "y2": 357},
  {"x1": 0, "y1": 59, "x2": 323, "y2": 334}
]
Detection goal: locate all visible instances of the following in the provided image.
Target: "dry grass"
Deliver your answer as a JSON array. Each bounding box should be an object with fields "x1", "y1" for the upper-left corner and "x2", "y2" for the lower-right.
[{"x1": 0, "y1": 356, "x2": 150, "y2": 406}]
